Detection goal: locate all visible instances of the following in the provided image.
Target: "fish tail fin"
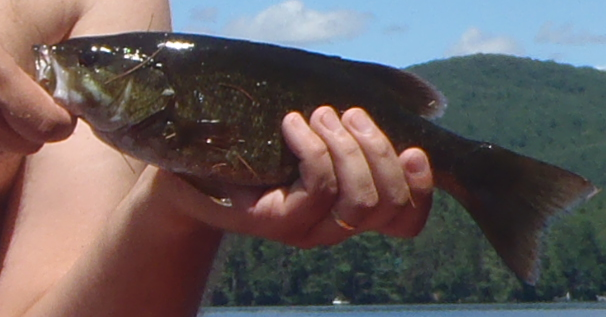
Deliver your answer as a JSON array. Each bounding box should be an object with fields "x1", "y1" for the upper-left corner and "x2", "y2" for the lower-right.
[{"x1": 437, "y1": 142, "x2": 599, "y2": 285}]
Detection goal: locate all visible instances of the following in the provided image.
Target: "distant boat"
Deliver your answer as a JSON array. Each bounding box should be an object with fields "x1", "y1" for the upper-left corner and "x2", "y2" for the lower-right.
[
  {"x1": 554, "y1": 291, "x2": 571, "y2": 302},
  {"x1": 597, "y1": 295, "x2": 606, "y2": 302},
  {"x1": 332, "y1": 296, "x2": 350, "y2": 305}
]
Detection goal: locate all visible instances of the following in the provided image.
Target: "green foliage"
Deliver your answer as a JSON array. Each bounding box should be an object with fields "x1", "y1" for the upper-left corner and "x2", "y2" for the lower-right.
[{"x1": 209, "y1": 54, "x2": 606, "y2": 305}]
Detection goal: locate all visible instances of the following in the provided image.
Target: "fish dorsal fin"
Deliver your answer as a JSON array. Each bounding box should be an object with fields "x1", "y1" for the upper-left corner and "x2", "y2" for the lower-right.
[{"x1": 355, "y1": 62, "x2": 448, "y2": 119}]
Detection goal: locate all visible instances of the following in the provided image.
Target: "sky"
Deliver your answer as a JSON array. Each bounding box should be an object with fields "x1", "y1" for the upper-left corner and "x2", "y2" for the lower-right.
[{"x1": 170, "y1": 0, "x2": 606, "y2": 70}]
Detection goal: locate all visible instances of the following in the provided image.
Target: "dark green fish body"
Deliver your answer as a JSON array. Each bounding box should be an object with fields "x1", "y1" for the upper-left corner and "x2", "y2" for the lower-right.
[{"x1": 34, "y1": 32, "x2": 598, "y2": 284}]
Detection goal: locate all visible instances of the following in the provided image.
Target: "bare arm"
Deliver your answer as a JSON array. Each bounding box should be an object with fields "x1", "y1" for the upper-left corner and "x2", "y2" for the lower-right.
[
  {"x1": 23, "y1": 168, "x2": 224, "y2": 317},
  {"x1": 0, "y1": 1, "x2": 225, "y2": 316},
  {"x1": 0, "y1": 1, "x2": 434, "y2": 316}
]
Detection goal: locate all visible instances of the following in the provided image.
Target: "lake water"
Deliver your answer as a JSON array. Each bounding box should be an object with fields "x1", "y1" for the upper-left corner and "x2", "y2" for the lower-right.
[{"x1": 200, "y1": 303, "x2": 606, "y2": 317}]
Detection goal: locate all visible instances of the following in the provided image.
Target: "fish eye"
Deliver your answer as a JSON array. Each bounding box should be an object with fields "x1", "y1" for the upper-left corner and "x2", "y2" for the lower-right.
[{"x1": 78, "y1": 51, "x2": 100, "y2": 67}]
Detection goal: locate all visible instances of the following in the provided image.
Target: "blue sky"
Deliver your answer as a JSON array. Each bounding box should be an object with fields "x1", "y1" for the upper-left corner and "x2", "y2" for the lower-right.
[{"x1": 170, "y1": 0, "x2": 606, "y2": 70}]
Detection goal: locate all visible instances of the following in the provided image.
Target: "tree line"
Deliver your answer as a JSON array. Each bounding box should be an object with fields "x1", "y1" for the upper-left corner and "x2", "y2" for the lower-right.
[{"x1": 207, "y1": 54, "x2": 606, "y2": 305}]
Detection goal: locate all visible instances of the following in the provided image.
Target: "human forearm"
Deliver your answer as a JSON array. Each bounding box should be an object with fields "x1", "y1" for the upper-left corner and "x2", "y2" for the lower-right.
[{"x1": 22, "y1": 168, "x2": 223, "y2": 317}]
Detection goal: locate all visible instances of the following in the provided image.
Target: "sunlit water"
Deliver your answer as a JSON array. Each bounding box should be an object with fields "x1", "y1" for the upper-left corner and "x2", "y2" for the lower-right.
[{"x1": 200, "y1": 303, "x2": 606, "y2": 317}]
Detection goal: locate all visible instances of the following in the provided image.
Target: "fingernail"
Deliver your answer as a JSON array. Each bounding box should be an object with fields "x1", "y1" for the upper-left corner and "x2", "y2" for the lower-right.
[
  {"x1": 350, "y1": 111, "x2": 374, "y2": 134},
  {"x1": 405, "y1": 151, "x2": 428, "y2": 175},
  {"x1": 320, "y1": 110, "x2": 341, "y2": 131},
  {"x1": 286, "y1": 112, "x2": 304, "y2": 128}
]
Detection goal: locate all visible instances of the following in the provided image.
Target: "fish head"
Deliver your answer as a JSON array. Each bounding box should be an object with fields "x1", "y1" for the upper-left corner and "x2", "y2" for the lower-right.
[{"x1": 33, "y1": 39, "x2": 174, "y2": 132}]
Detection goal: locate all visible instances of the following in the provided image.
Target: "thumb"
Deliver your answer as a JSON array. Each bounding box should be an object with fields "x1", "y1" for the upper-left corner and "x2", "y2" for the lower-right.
[{"x1": 0, "y1": 46, "x2": 76, "y2": 153}]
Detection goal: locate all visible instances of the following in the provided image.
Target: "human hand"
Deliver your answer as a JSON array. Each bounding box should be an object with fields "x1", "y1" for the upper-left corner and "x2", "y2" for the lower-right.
[
  {"x1": 156, "y1": 106, "x2": 433, "y2": 248},
  {"x1": 0, "y1": 45, "x2": 75, "y2": 153},
  {"x1": 298, "y1": 106, "x2": 434, "y2": 241}
]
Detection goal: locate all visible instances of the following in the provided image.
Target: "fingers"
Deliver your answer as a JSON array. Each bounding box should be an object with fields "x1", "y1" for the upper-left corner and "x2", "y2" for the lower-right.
[
  {"x1": 232, "y1": 112, "x2": 340, "y2": 241},
  {"x1": 380, "y1": 148, "x2": 433, "y2": 238},
  {"x1": 158, "y1": 107, "x2": 434, "y2": 250},
  {"x1": 310, "y1": 107, "x2": 378, "y2": 223},
  {"x1": 401, "y1": 148, "x2": 433, "y2": 211},
  {"x1": 302, "y1": 107, "x2": 434, "y2": 244},
  {"x1": 281, "y1": 112, "x2": 338, "y2": 200},
  {"x1": 160, "y1": 112, "x2": 340, "y2": 245},
  {"x1": 341, "y1": 108, "x2": 412, "y2": 229},
  {"x1": 298, "y1": 107, "x2": 378, "y2": 245},
  {"x1": 0, "y1": 45, "x2": 76, "y2": 153}
]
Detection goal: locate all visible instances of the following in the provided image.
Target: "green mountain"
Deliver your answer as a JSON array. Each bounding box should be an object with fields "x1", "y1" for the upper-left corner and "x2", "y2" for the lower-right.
[
  {"x1": 409, "y1": 54, "x2": 606, "y2": 181},
  {"x1": 209, "y1": 54, "x2": 606, "y2": 306}
]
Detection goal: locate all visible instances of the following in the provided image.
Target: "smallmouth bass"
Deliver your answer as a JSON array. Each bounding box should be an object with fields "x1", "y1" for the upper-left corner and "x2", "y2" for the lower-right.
[{"x1": 33, "y1": 32, "x2": 598, "y2": 284}]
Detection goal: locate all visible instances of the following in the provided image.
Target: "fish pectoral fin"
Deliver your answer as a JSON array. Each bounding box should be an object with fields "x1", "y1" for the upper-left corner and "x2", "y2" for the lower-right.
[{"x1": 441, "y1": 142, "x2": 598, "y2": 285}]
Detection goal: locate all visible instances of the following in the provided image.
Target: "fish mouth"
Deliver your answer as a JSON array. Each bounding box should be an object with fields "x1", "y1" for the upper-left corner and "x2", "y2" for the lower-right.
[
  {"x1": 33, "y1": 45, "x2": 55, "y2": 93},
  {"x1": 32, "y1": 44, "x2": 84, "y2": 117}
]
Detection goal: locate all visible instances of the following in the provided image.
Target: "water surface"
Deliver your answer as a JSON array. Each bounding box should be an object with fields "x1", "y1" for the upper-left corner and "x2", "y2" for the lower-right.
[{"x1": 201, "y1": 303, "x2": 606, "y2": 317}]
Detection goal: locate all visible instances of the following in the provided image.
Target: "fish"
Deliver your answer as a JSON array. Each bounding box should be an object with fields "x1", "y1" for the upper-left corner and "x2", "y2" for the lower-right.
[{"x1": 33, "y1": 32, "x2": 598, "y2": 285}]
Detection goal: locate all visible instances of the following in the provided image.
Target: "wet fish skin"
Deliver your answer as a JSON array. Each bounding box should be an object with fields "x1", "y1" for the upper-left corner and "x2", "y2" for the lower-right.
[
  {"x1": 33, "y1": 32, "x2": 598, "y2": 285},
  {"x1": 34, "y1": 33, "x2": 449, "y2": 186}
]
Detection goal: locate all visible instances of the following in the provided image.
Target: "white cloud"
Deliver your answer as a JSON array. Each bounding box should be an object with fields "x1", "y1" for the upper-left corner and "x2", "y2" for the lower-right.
[
  {"x1": 535, "y1": 22, "x2": 606, "y2": 45},
  {"x1": 596, "y1": 65, "x2": 606, "y2": 71},
  {"x1": 223, "y1": 0, "x2": 372, "y2": 45},
  {"x1": 446, "y1": 27, "x2": 524, "y2": 57}
]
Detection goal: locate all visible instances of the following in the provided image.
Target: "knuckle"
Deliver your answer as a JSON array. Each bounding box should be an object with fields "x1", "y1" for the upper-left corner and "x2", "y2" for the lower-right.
[
  {"x1": 322, "y1": 176, "x2": 338, "y2": 196},
  {"x1": 368, "y1": 137, "x2": 394, "y2": 159},
  {"x1": 250, "y1": 196, "x2": 281, "y2": 217},
  {"x1": 324, "y1": 129, "x2": 359, "y2": 154},
  {"x1": 305, "y1": 167, "x2": 337, "y2": 197},
  {"x1": 337, "y1": 138, "x2": 362, "y2": 158},
  {"x1": 305, "y1": 141, "x2": 330, "y2": 161},
  {"x1": 387, "y1": 187, "x2": 411, "y2": 208},
  {"x1": 351, "y1": 188, "x2": 379, "y2": 210}
]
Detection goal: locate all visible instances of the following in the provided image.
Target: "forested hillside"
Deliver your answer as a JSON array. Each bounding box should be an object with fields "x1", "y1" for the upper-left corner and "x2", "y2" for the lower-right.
[{"x1": 208, "y1": 54, "x2": 606, "y2": 306}]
